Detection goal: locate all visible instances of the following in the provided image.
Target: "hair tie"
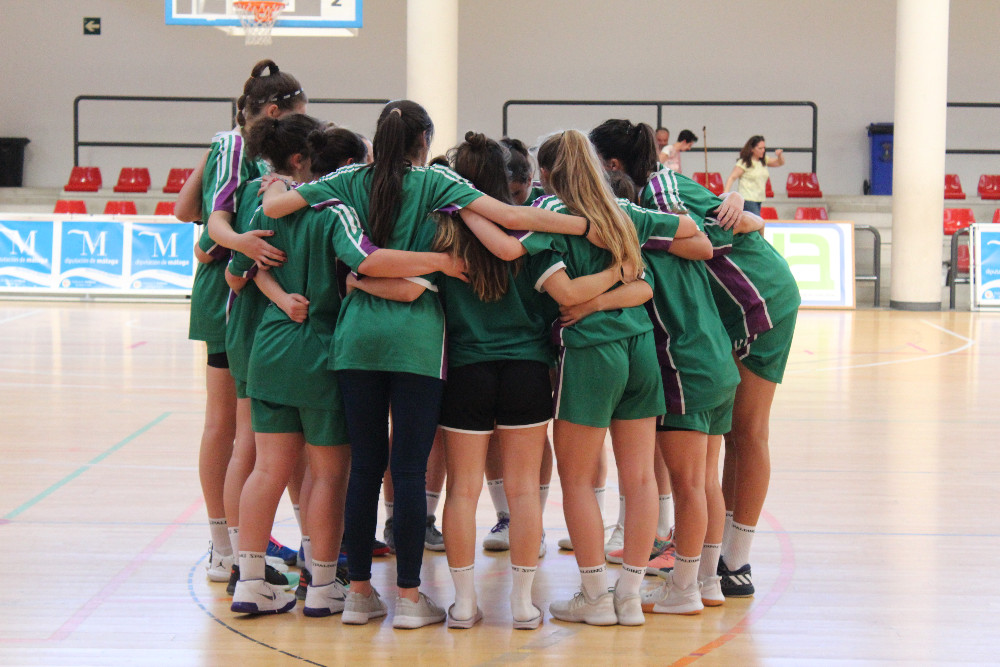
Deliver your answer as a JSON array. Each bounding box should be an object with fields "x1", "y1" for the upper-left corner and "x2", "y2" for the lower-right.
[{"x1": 390, "y1": 108, "x2": 403, "y2": 117}]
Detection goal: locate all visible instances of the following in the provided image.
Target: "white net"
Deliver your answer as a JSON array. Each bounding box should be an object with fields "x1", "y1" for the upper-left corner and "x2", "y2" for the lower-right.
[{"x1": 233, "y1": 1, "x2": 285, "y2": 45}]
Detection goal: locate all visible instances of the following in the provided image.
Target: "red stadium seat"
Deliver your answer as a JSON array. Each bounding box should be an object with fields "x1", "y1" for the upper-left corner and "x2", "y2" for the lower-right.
[
  {"x1": 692, "y1": 172, "x2": 724, "y2": 195},
  {"x1": 154, "y1": 201, "x2": 176, "y2": 216},
  {"x1": 104, "y1": 200, "x2": 138, "y2": 215},
  {"x1": 786, "y1": 172, "x2": 823, "y2": 198},
  {"x1": 64, "y1": 166, "x2": 102, "y2": 192},
  {"x1": 53, "y1": 200, "x2": 88, "y2": 214},
  {"x1": 795, "y1": 206, "x2": 828, "y2": 220},
  {"x1": 163, "y1": 168, "x2": 194, "y2": 194},
  {"x1": 977, "y1": 174, "x2": 1000, "y2": 200},
  {"x1": 994, "y1": 209, "x2": 1000, "y2": 224},
  {"x1": 944, "y1": 174, "x2": 965, "y2": 200},
  {"x1": 113, "y1": 167, "x2": 151, "y2": 193},
  {"x1": 760, "y1": 206, "x2": 778, "y2": 220},
  {"x1": 943, "y1": 208, "x2": 975, "y2": 235},
  {"x1": 956, "y1": 245, "x2": 970, "y2": 274},
  {"x1": 765, "y1": 178, "x2": 774, "y2": 198}
]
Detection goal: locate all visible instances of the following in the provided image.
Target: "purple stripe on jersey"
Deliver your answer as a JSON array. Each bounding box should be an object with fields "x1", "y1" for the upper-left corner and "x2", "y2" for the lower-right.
[
  {"x1": 508, "y1": 229, "x2": 530, "y2": 241},
  {"x1": 435, "y1": 204, "x2": 461, "y2": 214},
  {"x1": 646, "y1": 302, "x2": 684, "y2": 413},
  {"x1": 529, "y1": 195, "x2": 546, "y2": 207},
  {"x1": 706, "y1": 255, "x2": 773, "y2": 338},
  {"x1": 214, "y1": 134, "x2": 242, "y2": 213},
  {"x1": 358, "y1": 234, "x2": 379, "y2": 256},
  {"x1": 245, "y1": 264, "x2": 259, "y2": 281},
  {"x1": 312, "y1": 198, "x2": 345, "y2": 211},
  {"x1": 648, "y1": 173, "x2": 671, "y2": 213},
  {"x1": 208, "y1": 243, "x2": 229, "y2": 262},
  {"x1": 642, "y1": 237, "x2": 674, "y2": 252},
  {"x1": 712, "y1": 244, "x2": 733, "y2": 258},
  {"x1": 550, "y1": 317, "x2": 564, "y2": 349}
]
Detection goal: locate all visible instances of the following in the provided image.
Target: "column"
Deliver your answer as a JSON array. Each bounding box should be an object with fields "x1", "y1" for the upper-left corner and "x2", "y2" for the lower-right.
[{"x1": 406, "y1": 0, "x2": 459, "y2": 158}]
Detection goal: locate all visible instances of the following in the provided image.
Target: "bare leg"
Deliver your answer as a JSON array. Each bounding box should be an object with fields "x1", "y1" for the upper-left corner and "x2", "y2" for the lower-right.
[
  {"x1": 305, "y1": 444, "x2": 351, "y2": 563},
  {"x1": 704, "y1": 435, "x2": 725, "y2": 545},
  {"x1": 223, "y1": 396, "x2": 255, "y2": 529},
  {"x1": 726, "y1": 359, "x2": 778, "y2": 526},
  {"x1": 609, "y1": 418, "x2": 658, "y2": 566},
  {"x1": 238, "y1": 432, "x2": 305, "y2": 555},
  {"x1": 658, "y1": 430, "x2": 708, "y2": 559},
  {"x1": 553, "y1": 420, "x2": 607, "y2": 568},
  {"x1": 442, "y1": 431, "x2": 490, "y2": 567},
  {"x1": 200, "y1": 366, "x2": 236, "y2": 521},
  {"x1": 500, "y1": 424, "x2": 547, "y2": 567}
]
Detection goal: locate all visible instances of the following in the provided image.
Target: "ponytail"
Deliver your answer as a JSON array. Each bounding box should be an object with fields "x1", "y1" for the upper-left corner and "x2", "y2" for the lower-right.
[
  {"x1": 245, "y1": 113, "x2": 322, "y2": 174},
  {"x1": 308, "y1": 127, "x2": 368, "y2": 176},
  {"x1": 236, "y1": 59, "x2": 307, "y2": 129},
  {"x1": 589, "y1": 119, "x2": 658, "y2": 188}
]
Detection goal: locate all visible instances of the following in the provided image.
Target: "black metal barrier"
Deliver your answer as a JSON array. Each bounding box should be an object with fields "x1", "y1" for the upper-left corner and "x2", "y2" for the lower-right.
[
  {"x1": 73, "y1": 96, "x2": 390, "y2": 166},
  {"x1": 502, "y1": 100, "x2": 819, "y2": 173},
  {"x1": 947, "y1": 227, "x2": 971, "y2": 310},
  {"x1": 854, "y1": 224, "x2": 882, "y2": 308}
]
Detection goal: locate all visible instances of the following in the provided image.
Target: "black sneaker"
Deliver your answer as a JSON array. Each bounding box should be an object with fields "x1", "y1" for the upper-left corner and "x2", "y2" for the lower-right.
[
  {"x1": 296, "y1": 567, "x2": 311, "y2": 600},
  {"x1": 227, "y1": 563, "x2": 294, "y2": 596},
  {"x1": 717, "y1": 558, "x2": 754, "y2": 598}
]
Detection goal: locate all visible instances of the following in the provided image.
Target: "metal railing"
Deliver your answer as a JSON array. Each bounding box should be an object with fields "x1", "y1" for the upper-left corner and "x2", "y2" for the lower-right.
[
  {"x1": 854, "y1": 224, "x2": 882, "y2": 307},
  {"x1": 502, "y1": 99, "x2": 819, "y2": 173},
  {"x1": 947, "y1": 102, "x2": 1000, "y2": 157},
  {"x1": 947, "y1": 227, "x2": 971, "y2": 309},
  {"x1": 73, "y1": 95, "x2": 390, "y2": 166}
]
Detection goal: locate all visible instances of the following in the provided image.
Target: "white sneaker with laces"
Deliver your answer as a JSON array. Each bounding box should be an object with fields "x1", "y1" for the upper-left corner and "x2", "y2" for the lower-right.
[
  {"x1": 393, "y1": 592, "x2": 447, "y2": 629},
  {"x1": 303, "y1": 580, "x2": 348, "y2": 617},
  {"x1": 231, "y1": 578, "x2": 296, "y2": 615},
  {"x1": 538, "y1": 530, "x2": 547, "y2": 558},
  {"x1": 512, "y1": 603, "x2": 543, "y2": 630},
  {"x1": 613, "y1": 585, "x2": 645, "y2": 626},
  {"x1": 446, "y1": 603, "x2": 483, "y2": 629},
  {"x1": 341, "y1": 588, "x2": 388, "y2": 625},
  {"x1": 700, "y1": 575, "x2": 725, "y2": 607},
  {"x1": 557, "y1": 536, "x2": 573, "y2": 551},
  {"x1": 205, "y1": 545, "x2": 233, "y2": 582},
  {"x1": 549, "y1": 589, "x2": 617, "y2": 626},
  {"x1": 483, "y1": 512, "x2": 510, "y2": 551},
  {"x1": 641, "y1": 572, "x2": 703, "y2": 615},
  {"x1": 604, "y1": 524, "x2": 624, "y2": 559}
]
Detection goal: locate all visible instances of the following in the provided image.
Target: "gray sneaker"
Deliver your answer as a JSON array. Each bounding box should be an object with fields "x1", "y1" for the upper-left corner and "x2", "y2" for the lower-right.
[
  {"x1": 393, "y1": 592, "x2": 446, "y2": 629},
  {"x1": 383, "y1": 518, "x2": 395, "y2": 554},
  {"x1": 341, "y1": 587, "x2": 388, "y2": 625},
  {"x1": 424, "y1": 516, "x2": 445, "y2": 551}
]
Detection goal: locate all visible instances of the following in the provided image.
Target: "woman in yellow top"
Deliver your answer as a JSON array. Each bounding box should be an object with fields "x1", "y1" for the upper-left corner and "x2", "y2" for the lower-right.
[{"x1": 724, "y1": 135, "x2": 785, "y2": 215}]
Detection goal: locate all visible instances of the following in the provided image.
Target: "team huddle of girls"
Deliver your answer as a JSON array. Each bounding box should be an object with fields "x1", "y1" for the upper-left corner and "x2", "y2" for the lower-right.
[{"x1": 183, "y1": 60, "x2": 799, "y2": 630}]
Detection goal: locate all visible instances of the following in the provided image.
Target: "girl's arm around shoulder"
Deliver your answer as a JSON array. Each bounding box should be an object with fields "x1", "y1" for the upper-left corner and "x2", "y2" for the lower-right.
[
  {"x1": 459, "y1": 208, "x2": 527, "y2": 261},
  {"x1": 559, "y1": 279, "x2": 653, "y2": 326},
  {"x1": 540, "y1": 262, "x2": 634, "y2": 308},
  {"x1": 254, "y1": 268, "x2": 309, "y2": 323},
  {"x1": 668, "y1": 231, "x2": 714, "y2": 260},
  {"x1": 261, "y1": 178, "x2": 309, "y2": 219},
  {"x1": 346, "y1": 273, "x2": 426, "y2": 302},
  {"x1": 732, "y1": 211, "x2": 765, "y2": 235}
]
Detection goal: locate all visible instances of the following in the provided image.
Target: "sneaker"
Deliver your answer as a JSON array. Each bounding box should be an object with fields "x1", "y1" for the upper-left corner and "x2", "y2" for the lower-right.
[
  {"x1": 538, "y1": 531, "x2": 547, "y2": 559},
  {"x1": 296, "y1": 544, "x2": 306, "y2": 569},
  {"x1": 718, "y1": 558, "x2": 754, "y2": 598},
  {"x1": 483, "y1": 513, "x2": 510, "y2": 551},
  {"x1": 604, "y1": 524, "x2": 624, "y2": 559},
  {"x1": 641, "y1": 572, "x2": 703, "y2": 615},
  {"x1": 341, "y1": 588, "x2": 388, "y2": 625},
  {"x1": 383, "y1": 518, "x2": 395, "y2": 554},
  {"x1": 231, "y1": 578, "x2": 296, "y2": 615},
  {"x1": 393, "y1": 592, "x2": 446, "y2": 629},
  {"x1": 295, "y1": 567, "x2": 311, "y2": 600},
  {"x1": 612, "y1": 584, "x2": 644, "y2": 626},
  {"x1": 303, "y1": 579, "x2": 349, "y2": 617},
  {"x1": 446, "y1": 603, "x2": 483, "y2": 629},
  {"x1": 265, "y1": 556, "x2": 289, "y2": 573},
  {"x1": 226, "y1": 563, "x2": 295, "y2": 596},
  {"x1": 512, "y1": 603, "x2": 543, "y2": 630},
  {"x1": 267, "y1": 536, "x2": 299, "y2": 566},
  {"x1": 700, "y1": 575, "x2": 725, "y2": 607},
  {"x1": 557, "y1": 536, "x2": 573, "y2": 551},
  {"x1": 607, "y1": 533, "x2": 671, "y2": 566},
  {"x1": 549, "y1": 589, "x2": 617, "y2": 626},
  {"x1": 647, "y1": 541, "x2": 677, "y2": 576},
  {"x1": 372, "y1": 538, "x2": 391, "y2": 557},
  {"x1": 205, "y1": 544, "x2": 233, "y2": 582},
  {"x1": 424, "y1": 516, "x2": 445, "y2": 551}
]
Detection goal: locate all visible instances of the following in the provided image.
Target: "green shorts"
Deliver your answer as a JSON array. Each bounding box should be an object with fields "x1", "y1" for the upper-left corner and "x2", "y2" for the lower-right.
[
  {"x1": 250, "y1": 398, "x2": 349, "y2": 447},
  {"x1": 554, "y1": 331, "x2": 665, "y2": 428},
  {"x1": 735, "y1": 311, "x2": 797, "y2": 384},
  {"x1": 658, "y1": 393, "x2": 735, "y2": 435},
  {"x1": 206, "y1": 340, "x2": 227, "y2": 356},
  {"x1": 235, "y1": 379, "x2": 249, "y2": 400}
]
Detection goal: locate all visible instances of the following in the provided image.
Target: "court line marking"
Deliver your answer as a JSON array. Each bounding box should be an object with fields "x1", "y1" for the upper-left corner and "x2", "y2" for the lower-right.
[
  {"x1": 0, "y1": 309, "x2": 44, "y2": 325},
  {"x1": 3, "y1": 412, "x2": 171, "y2": 519}
]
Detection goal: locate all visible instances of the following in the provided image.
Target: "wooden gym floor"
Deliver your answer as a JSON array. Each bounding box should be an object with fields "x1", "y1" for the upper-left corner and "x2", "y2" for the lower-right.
[{"x1": 0, "y1": 301, "x2": 996, "y2": 665}]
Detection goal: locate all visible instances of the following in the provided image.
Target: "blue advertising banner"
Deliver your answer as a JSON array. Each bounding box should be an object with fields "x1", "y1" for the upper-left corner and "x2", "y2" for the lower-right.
[
  {"x1": 58, "y1": 220, "x2": 125, "y2": 289},
  {"x1": 0, "y1": 219, "x2": 56, "y2": 288},
  {"x1": 972, "y1": 224, "x2": 1000, "y2": 309},
  {"x1": 130, "y1": 222, "x2": 196, "y2": 291}
]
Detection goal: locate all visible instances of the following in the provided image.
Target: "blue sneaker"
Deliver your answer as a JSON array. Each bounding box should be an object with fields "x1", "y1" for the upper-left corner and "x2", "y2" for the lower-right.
[
  {"x1": 267, "y1": 536, "x2": 298, "y2": 567},
  {"x1": 717, "y1": 558, "x2": 754, "y2": 598},
  {"x1": 297, "y1": 544, "x2": 306, "y2": 569}
]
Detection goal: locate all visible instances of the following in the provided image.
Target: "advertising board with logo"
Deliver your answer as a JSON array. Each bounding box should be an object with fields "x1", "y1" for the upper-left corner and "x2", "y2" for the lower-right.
[{"x1": 762, "y1": 221, "x2": 856, "y2": 308}]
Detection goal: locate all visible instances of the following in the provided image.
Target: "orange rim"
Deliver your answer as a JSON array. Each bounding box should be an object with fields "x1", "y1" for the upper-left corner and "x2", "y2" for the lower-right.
[{"x1": 232, "y1": 1, "x2": 286, "y2": 23}]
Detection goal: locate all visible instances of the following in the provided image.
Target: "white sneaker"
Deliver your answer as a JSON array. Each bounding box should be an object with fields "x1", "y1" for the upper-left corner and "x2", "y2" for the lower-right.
[
  {"x1": 604, "y1": 524, "x2": 624, "y2": 559},
  {"x1": 303, "y1": 580, "x2": 348, "y2": 617},
  {"x1": 700, "y1": 575, "x2": 725, "y2": 607},
  {"x1": 612, "y1": 585, "x2": 645, "y2": 626},
  {"x1": 393, "y1": 592, "x2": 447, "y2": 629},
  {"x1": 483, "y1": 512, "x2": 510, "y2": 551},
  {"x1": 539, "y1": 531, "x2": 547, "y2": 558},
  {"x1": 231, "y1": 578, "x2": 296, "y2": 615},
  {"x1": 205, "y1": 545, "x2": 233, "y2": 582},
  {"x1": 446, "y1": 603, "x2": 483, "y2": 629},
  {"x1": 512, "y1": 602, "x2": 543, "y2": 630},
  {"x1": 265, "y1": 556, "x2": 289, "y2": 573},
  {"x1": 549, "y1": 589, "x2": 617, "y2": 626},
  {"x1": 557, "y1": 536, "x2": 573, "y2": 551},
  {"x1": 641, "y1": 572, "x2": 703, "y2": 615},
  {"x1": 341, "y1": 588, "x2": 388, "y2": 625}
]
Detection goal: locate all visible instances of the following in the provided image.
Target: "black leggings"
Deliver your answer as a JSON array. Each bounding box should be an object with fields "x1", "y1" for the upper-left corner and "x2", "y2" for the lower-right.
[{"x1": 337, "y1": 370, "x2": 444, "y2": 589}]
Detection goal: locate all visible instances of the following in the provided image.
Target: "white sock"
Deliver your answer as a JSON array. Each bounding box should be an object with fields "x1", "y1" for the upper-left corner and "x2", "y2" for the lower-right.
[
  {"x1": 672, "y1": 553, "x2": 700, "y2": 590},
  {"x1": 301, "y1": 535, "x2": 313, "y2": 571},
  {"x1": 699, "y1": 543, "x2": 721, "y2": 582},
  {"x1": 614, "y1": 495, "x2": 626, "y2": 529},
  {"x1": 579, "y1": 564, "x2": 607, "y2": 600},
  {"x1": 449, "y1": 564, "x2": 477, "y2": 619},
  {"x1": 511, "y1": 564, "x2": 538, "y2": 621},
  {"x1": 487, "y1": 479, "x2": 509, "y2": 516},
  {"x1": 721, "y1": 511, "x2": 734, "y2": 555},
  {"x1": 209, "y1": 518, "x2": 232, "y2": 555},
  {"x1": 384, "y1": 501, "x2": 394, "y2": 521},
  {"x1": 617, "y1": 563, "x2": 646, "y2": 598},
  {"x1": 593, "y1": 487, "x2": 606, "y2": 523},
  {"x1": 426, "y1": 491, "x2": 441, "y2": 518},
  {"x1": 724, "y1": 521, "x2": 756, "y2": 570},
  {"x1": 311, "y1": 559, "x2": 338, "y2": 587},
  {"x1": 239, "y1": 551, "x2": 266, "y2": 581},
  {"x1": 539, "y1": 484, "x2": 550, "y2": 511},
  {"x1": 227, "y1": 527, "x2": 240, "y2": 560},
  {"x1": 657, "y1": 495, "x2": 674, "y2": 537},
  {"x1": 292, "y1": 504, "x2": 303, "y2": 534}
]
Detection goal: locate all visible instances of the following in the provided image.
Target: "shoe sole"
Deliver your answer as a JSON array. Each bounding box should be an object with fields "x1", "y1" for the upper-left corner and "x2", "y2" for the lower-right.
[
  {"x1": 303, "y1": 604, "x2": 345, "y2": 617},
  {"x1": 207, "y1": 569, "x2": 231, "y2": 583},
  {"x1": 550, "y1": 611, "x2": 618, "y2": 626},
  {"x1": 512, "y1": 613, "x2": 543, "y2": 630},
  {"x1": 702, "y1": 598, "x2": 725, "y2": 607},
  {"x1": 482, "y1": 542, "x2": 510, "y2": 551},
  {"x1": 393, "y1": 615, "x2": 446, "y2": 629},
  {"x1": 721, "y1": 590, "x2": 754, "y2": 598},
  {"x1": 605, "y1": 555, "x2": 623, "y2": 564},
  {"x1": 650, "y1": 603, "x2": 703, "y2": 615},
  {"x1": 231, "y1": 599, "x2": 296, "y2": 615},
  {"x1": 424, "y1": 543, "x2": 446, "y2": 552},
  {"x1": 446, "y1": 608, "x2": 483, "y2": 629},
  {"x1": 342, "y1": 609, "x2": 387, "y2": 625}
]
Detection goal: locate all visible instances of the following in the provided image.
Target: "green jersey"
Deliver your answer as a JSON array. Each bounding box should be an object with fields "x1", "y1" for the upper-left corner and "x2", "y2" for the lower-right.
[
  {"x1": 295, "y1": 163, "x2": 484, "y2": 379},
  {"x1": 224, "y1": 181, "x2": 269, "y2": 384}
]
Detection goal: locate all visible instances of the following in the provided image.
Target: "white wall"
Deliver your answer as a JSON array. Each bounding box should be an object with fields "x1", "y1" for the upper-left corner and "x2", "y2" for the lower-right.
[{"x1": 1, "y1": 0, "x2": 997, "y2": 193}]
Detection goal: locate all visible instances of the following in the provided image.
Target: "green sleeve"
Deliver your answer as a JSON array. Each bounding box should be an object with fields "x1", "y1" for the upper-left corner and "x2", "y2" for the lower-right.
[
  {"x1": 327, "y1": 204, "x2": 378, "y2": 272},
  {"x1": 427, "y1": 165, "x2": 485, "y2": 211}
]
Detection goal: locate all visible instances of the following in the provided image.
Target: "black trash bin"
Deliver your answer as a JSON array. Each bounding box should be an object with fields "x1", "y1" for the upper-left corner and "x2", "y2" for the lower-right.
[
  {"x1": 865, "y1": 123, "x2": 893, "y2": 195},
  {"x1": 0, "y1": 138, "x2": 30, "y2": 187}
]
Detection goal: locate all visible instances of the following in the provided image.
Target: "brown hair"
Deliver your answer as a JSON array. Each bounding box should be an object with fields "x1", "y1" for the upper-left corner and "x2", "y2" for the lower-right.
[
  {"x1": 309, "y1": 127, "x2": 368, "y2": 175},
  {"x1": 588, "y1": 119, "x2": 658, "y2": 189},
  {"x1": 739, "y1": 135, "x2": 766, "y2": 169},
  {"x1": 245, "y1": 113, "x2": 322, "y2": 174},
  {"x1": 236, "y1": 59, "x2": 307, "y2": 129}
]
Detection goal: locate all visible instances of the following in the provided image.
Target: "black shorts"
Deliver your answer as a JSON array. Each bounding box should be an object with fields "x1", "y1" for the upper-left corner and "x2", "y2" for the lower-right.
[
  {"x1": 439, "y1": 359, "x2": 553, "y2": 433},
  {"x1": 207, "y1": 351, "x2": 230, "y2": 369}
]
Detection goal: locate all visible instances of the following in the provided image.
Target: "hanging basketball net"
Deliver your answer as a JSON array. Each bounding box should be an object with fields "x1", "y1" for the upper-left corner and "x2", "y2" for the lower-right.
[{"x1": 232, "y1": 0, "x2": 286, "y2": 46}]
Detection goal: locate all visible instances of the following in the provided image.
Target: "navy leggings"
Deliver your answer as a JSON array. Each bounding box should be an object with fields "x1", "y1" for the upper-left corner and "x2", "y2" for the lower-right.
[{"x1": 337, "y1": 370, "x2": 444, "y2": 589}]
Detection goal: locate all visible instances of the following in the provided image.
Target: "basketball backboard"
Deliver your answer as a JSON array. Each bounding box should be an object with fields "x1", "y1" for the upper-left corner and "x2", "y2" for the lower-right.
[{"x1": 165, "y1": 0, "x2": 362, "y2": 37}]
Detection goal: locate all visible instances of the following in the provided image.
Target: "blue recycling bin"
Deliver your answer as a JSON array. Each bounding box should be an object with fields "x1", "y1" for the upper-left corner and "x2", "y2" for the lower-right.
[{"x1": 866, "y1": 123, "x2": 893, "y2": 195}]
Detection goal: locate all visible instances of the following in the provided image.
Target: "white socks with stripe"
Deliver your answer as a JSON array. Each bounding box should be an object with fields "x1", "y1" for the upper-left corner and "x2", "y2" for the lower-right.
[
  {"x1": 511, "y1": 564, "x2": 538, "y2": 621},
  {"x1": 614, "y1": 495, "x2": 626, "y2": 529},
  {"x1": 672, "y1": 553, "x2": 700, "y2": 590},
  {"x1": 301, "y1": 535, "x2": 312, "y2": 572},
  {"x1": 699, "y1": 543, "x2": 722, "y2": 581},
  {"x1": 723, "y1": 521, "x2": 756, "y2": 570},
  {"x1": 311, "y1": 559, "x2": 338, "y2": 587},
  {"x1": 594, "y1": 487, "x2": 606, "y2": 523},
  {"x1": 539, "y1": 484, "x2": 550, "y2": 510},
  {"x1": 239, "y1": 551, "x2": 266, "y2": 581},
  {"x1": 209, "y1": 518, "x2": 232, "y2": 556},
  {"x1": 384, "y1": 501, "x2": 394, "y2": 521},
  {"x1": 657, "y1": 495, "x2": 675, "y2": 537},
  {"x1": 449, "y1": 564, "x2": 477, "y2": 619},
  {"x1": 426, "y1": 491, "x2": 441, "y2": 518},
  {"x1": 617, "y1": 563, "x2": 646, "y2": 598},
  {"x1": 487, "y1": 479, "x2": 508, "y2": 516},
  {"x1": 580, "y1": 564, "x2": 608, "y2": 600},
  {"x1": 227, "y1": 527, "x2": 240, "y2": 561}
]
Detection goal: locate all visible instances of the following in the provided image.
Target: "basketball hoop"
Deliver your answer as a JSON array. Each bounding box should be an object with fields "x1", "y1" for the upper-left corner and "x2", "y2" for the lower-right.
[{"x1": 232, "y1": 0, "x2": 286, "y2": 45}]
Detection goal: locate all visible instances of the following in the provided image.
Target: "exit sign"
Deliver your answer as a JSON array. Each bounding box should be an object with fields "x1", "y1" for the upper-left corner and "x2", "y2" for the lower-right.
[{"x1": 84, "y1": 17, "x2": 101, "y2": 35}]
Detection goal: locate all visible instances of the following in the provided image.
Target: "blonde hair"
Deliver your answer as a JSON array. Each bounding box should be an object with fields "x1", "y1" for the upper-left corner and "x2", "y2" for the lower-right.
[{"x1": 537, "y1": 130, "x2": 643, "y2": 273}]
